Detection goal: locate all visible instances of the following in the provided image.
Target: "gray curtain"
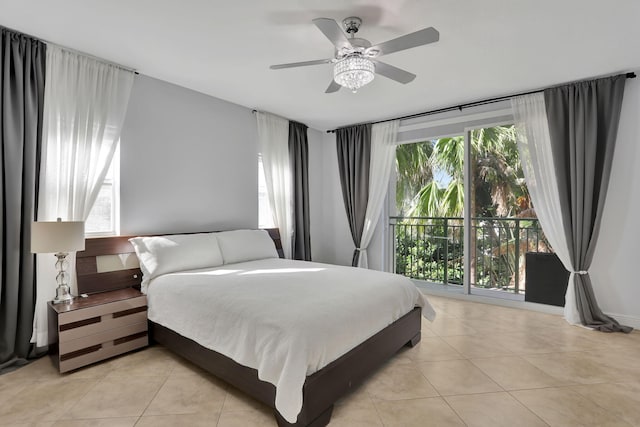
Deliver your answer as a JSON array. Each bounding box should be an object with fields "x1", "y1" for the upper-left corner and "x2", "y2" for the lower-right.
[
  {"x1": 544, "y1": 74, "x2": 631, "y2": 332},
  {"x1": 336, "y1": 124, "x2": 372, "y2": 267},
  {"x1": 289, "y1": 121, "x2": 311, "y2": 261},
  {"x1": 0, "y1": 28, "x2": 46, "y2": 373}
]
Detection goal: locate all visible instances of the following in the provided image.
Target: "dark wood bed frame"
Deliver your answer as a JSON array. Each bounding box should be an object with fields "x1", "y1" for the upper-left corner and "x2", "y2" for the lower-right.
[{"x1": 76, "y1": 228, "x2": 422, "y2": 427}]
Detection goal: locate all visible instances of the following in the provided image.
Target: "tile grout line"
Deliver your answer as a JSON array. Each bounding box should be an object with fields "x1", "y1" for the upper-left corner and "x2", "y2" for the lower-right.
[{"x1": 137, "y1": 369, "x2": 172, "y2": 420}]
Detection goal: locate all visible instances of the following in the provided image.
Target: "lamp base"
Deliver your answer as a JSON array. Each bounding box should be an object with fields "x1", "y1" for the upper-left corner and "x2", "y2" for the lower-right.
[
  {"x1": 53, "y1": 285, "x2": 73, "y2": 304},
  {"x1": 53, "y1": 252, "x2": 74, "y2": 305},
  {"x1": 53, "y1": 284, "x2": 74, "y2": 304}
]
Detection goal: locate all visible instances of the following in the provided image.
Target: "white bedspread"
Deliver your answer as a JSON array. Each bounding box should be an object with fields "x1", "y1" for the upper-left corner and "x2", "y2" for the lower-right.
[{"x1": 146, "y1": 258, "x2": 435, "y2": 423}]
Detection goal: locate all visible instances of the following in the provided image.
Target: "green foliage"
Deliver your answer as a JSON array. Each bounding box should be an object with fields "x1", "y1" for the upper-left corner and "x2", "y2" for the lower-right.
[
  {"x1": 393, "y1": 125, "x2": 545, "y2": 292},
  {"x1": 395, "y1": 125, "x2": 530, "y2": 218},
  {"x1": 394, "y1": 219, "x2": 464, "y2": 284},
  {"x1": 395, "y1": 141, "x2": 433, "y2": 215}
]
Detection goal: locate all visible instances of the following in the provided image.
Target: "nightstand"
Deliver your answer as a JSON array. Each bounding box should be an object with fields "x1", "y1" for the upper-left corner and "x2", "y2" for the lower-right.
[{"x1": 48, "y1": 287, "x2": 148, "y2": 373}]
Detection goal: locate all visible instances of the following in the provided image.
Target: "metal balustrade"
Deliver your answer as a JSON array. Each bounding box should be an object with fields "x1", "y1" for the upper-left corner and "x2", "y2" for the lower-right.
[{"x1": 390, "y1": 216, "x2": 550, "y2": 293}]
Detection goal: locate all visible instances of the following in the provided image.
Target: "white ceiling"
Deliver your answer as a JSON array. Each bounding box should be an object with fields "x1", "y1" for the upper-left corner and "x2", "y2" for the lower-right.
[{"x1": 2, "y1": 0, "x2": 639, "y2": 131}]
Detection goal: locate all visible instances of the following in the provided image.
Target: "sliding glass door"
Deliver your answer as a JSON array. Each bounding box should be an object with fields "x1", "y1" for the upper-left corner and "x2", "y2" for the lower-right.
[{"x1": 391, "y1": 119, "x2": 551, "y2": 300}]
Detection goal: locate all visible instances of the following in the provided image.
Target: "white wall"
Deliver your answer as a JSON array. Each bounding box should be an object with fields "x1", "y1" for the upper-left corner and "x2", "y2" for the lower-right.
[
  {"x1": 307, "y1": 131, "x2": 386, "y2": 268},
  {"x1": 119, "y1": 75, "x2": 257, "y2": 235},
  {"x1": 590, "y1": 73, "x2": 640, "y2": 327}
]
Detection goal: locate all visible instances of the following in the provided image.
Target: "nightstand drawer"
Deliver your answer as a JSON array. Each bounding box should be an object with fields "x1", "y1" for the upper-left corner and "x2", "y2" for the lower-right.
[
  {"x1": 59, "y1": 321, "x2": 148, "y2": 354},
  {"x1": 58, "y1": 295, "x2": 146, "y2": 325},
  {"x1": 59, "y1": 335, "x2": 148, "y2": 373},
  {"x1": 60, "y1": 310, "x2": 147, "y2": 341}
]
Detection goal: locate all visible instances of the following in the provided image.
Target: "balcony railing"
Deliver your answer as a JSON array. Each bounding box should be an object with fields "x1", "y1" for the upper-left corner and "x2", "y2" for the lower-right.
[{"x1": 390, "y1": 216, "x2": 550, "y2": 293}]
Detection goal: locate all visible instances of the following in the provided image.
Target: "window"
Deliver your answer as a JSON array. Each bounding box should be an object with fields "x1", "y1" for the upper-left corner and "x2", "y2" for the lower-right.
[
  {"x1": 258, "y1": 154, "x2": 275, "y2": 228},
  {"x1": 85, "y1": 145, "x2": 120, "y2": 236}
]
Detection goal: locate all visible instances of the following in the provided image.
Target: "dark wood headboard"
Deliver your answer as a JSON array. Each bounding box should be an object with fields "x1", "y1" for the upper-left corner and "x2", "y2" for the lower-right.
[{"x1": 76, "y1": 228, "x2": 284, "y2": 295}]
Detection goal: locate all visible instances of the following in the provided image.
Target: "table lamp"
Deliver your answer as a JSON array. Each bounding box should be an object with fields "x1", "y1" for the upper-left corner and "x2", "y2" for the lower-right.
[{"x1": 32, "y1": 218, "x2": 85, "y2": 304}]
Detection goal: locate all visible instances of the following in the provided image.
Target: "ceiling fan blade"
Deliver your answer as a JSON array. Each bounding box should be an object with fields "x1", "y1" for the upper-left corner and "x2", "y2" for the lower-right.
[
  {"x1": 371, "y1": 27, "x2": 439, "y2": 56},
  {"x1": 270, "y1": 59, "x2": 332, "y2": 70},
  {"x1": 373, "y1": 60, "x2": 416, "y2": 84},
  {"x1": 312, "y1": 18, "x2": 353, "y2": 51},
  {"x1": 325, "y1": 80, "x2": 341, "y2": 93}
]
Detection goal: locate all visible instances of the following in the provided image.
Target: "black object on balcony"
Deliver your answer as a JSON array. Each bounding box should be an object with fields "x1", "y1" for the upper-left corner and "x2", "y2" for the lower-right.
[{"x1": 525, "y1": 252, "x2": 570, "y2": 307}]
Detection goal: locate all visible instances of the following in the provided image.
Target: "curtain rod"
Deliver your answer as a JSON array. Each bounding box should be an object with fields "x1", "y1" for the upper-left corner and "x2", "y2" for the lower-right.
[
  {"x1": 326, "y1": 72, "x2": 637, "y2": 133},
  {"x1": 1, "y1": 25, "x2": 139, "y2": 75},
  {"x1": 50, "y1": 43, "x2": 139, "y2": 75}
]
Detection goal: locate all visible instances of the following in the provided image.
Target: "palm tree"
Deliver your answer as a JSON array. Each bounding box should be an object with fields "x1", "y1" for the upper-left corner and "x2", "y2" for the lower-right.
[
  {"x1": 400, "y1": 125, "x2": 529, "y2": 218},
  {"x1": 395, "y1": 141, "x2": 434, "y2": 215}
]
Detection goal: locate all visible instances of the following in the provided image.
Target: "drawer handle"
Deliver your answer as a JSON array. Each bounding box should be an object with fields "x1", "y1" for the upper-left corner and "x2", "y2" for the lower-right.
[
  {"x1": 60, "y1": 344, "x2": 102, "y2": 361},
  {"x1": 114, "y1": 331, "x2": 148, "y2": 346},
  {"x1": 60, "y1": 316, "x2": 101, "y2": 331},
  {"x1": 113, "y1": 306, "x2": 147, "y2": 318}
]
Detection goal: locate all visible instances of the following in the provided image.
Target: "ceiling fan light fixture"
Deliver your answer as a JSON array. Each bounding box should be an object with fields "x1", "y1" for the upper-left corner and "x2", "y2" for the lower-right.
[{"x1": 333, "y1": 54, "x2": 375, "y2": 93}]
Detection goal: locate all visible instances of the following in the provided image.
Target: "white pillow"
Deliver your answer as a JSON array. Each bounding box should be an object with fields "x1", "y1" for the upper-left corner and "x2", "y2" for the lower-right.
[
  {"x1": 129, "y1": 232, "x2": 223, "y2": 290},
  {"x1": 216, "y1": 229, "x2": 279, "y2": 264}
]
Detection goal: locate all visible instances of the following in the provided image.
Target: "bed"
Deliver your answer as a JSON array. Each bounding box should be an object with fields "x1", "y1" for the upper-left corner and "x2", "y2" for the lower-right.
[{"x1": 76, "y1": 228, "x2": 434, "y2": 427}]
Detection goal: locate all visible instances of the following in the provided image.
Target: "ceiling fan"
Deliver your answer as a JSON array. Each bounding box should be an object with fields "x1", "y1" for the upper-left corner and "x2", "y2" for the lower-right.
[{"x1": 270, "y1": 17, "x2": 439, "y2": 93}]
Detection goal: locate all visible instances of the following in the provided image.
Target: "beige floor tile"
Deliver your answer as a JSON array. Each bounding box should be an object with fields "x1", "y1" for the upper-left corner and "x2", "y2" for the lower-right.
[
  {"x1": 388, "y1": 346, "x2": 417, "y2": 366},
  {"x1": 420, "y1": 317, "x2": 438, "y2": 336},
  {"x1": 580, "y1": 348, "x2": 640, "y2": 383},
  {"x1": 511, "y1": 387, "x2": 632, "y2": 426},
  {"x1": 445, "y1": 392, "x2": 547, "y2": 427},
  {"x1": 217, "y1": 408, "x2": 277, "y2": 427},
  {"x1": 64, "y1": 375, "x2": 165, "y2": 419},
  {"x1": 427, "y1": 317, "x2": 479, "y2": 336},
  {"x1": 417, "y1": 359, "x2": 502, "y2": 396},
  {"x1": 534, "y1": 330, "x2": 603, "y2": 352},
  {"x1": 105, "y1": 346, "x2": 177, "y2": 378},
  {"x1": 222, "y1": 385, "x2": 273, "y2": 413},
  {"x1": 135, "y1": 413, "x2": 220, "y2": 427},
  {"x1": 375, "y1": 397, "x2": 465, "y2": 427},
  {"x1": 0, "y1": 378, "x2": 33, "y2": 399},
  {"x1": 0, "y1": 378, "x2": 98, "y2": 424},
  {"x1": 403, "y1": 336, "x2": 464, "y2": 362},
  {"x1": 330, "y1": 381, "x2": 372, "y2": 409},
  {"x1": 460, "y1": 318, "x2": 517, "y2": 334},
  {"x1": 523, "y1": 351, "x2": 630, "y2": 384},
  {"x1": 162, "y1": 352, "x2": 213, "y2": 378},
  {"x1": 489, "y1": 332, "x2": 563, "y2": 354},
  {"x1": 363, "y1": 360, "x2": 439, "y2": 401},
  {"x1": 471, "y1": 355, "x2": 571, "y2": 390},
  {"x1": 330, "y1": 396, "x2": 383, "y2": 427},
  {"x1": 577, "y1": 329, "x2": 640, "y2": 349},
  {"x1": 2, "y1": 422, "x2": 54, "y2": 427},
  {"x1": 571, "y1": 382, "x2": 640, "y2": 425},
  {"x1": 144, "y1": 371, "x2": 227, "y2": 415},
  {"x1": 62, "y1": 358, "x2": 121, "y2": 380},
  {"x1": 442, "y1": 334, "x2": 514, "y2": 358},
  {"x1": 1, "y1": 357, "x2": 61, "y2": 382},
  {"x1": 51, "y1": 417, "x2": 139, "y2": 426}
]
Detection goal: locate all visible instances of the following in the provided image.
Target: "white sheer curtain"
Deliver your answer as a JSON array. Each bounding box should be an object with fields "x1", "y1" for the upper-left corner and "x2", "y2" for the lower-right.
[
  {"x1": 358, "y1": 120, "x2": 399, "y2": 268},
  {"x1": 511, "y1": 94, "x2": 580, "y2": 324},
  {"x1": 256, "y1": 111, "x2": 292, "y2": 259},
  {"x1": 32, "y1": 46, "x2": 134, "y2": 346}
]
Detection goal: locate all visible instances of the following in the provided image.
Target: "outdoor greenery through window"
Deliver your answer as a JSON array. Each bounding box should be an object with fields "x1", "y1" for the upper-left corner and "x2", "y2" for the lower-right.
[{"x1": 392, "y1": 125, "x2": 551, "y2": 294}]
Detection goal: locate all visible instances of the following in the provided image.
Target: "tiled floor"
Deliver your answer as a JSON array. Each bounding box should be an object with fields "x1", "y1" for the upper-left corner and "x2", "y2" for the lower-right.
[{"x1": 2, "y1": 295, "x2": 640, "y2": 426}]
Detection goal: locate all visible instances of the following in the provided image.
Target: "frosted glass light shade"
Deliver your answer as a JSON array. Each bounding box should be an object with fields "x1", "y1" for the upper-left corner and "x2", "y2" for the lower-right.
[
  {"x1": 31, "y1": 219, "x2": 85, "y2": 253},
  {"x1": 333, "y1": 55, "x2": 375, "y2": 93}
]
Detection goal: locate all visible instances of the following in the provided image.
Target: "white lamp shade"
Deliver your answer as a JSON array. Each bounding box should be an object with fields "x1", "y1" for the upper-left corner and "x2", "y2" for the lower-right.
[{"x1": 31, "y1": 220, "x2": 85, "y2": 253}]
